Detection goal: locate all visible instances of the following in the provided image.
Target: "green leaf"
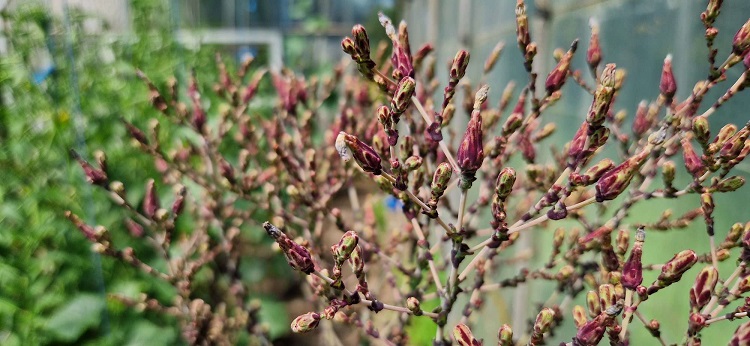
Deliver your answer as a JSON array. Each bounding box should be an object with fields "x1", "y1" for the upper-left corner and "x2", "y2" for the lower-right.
[
  {"x1": 44, "y1": 294, "x2": 105, "y2": 342},
  {"x1": 256, "y1": 297, "x2": 290, "y2": 340},
  {"x1": 125, "y1": 320, "x2": 176, "y2": 346}
]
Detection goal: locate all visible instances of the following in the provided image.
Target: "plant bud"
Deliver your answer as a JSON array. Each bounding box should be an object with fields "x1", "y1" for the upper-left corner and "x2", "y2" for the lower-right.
[
  {"x1": 720, "y1": 126, "x2": 750, "y2": 160},
  {"x1": 682, "y1": 138, "x2": 707, "y2": 178},
  {"x1": 143, "y1": 179, "x2": 160, "y2": 219},
  {"x1": 574, "y1": 313, "x2": 608, "y2": 346},
  {"x1": 688, "y1": 312, "x2": 707, "y2": 336},
  {"x1": 693, "y1": 116, "x2": 710, "y2": 146},
  {"x1": 404, "y1": 156, "x2": 423, "y2": 171},
  {"x1": 737, "y1": 275, "x2": 750, "y2": 293},
  {"x1": 71, "y1": 150, "x2": 108, "y2": 186},
  {"x1": 595, "y1": 146, "x2": 650, "y2": 202},
  {"x1": 498, "y1": 324, "x2": 513, "y2": 346},
  {"x1": 533, "y1": 308, "x2": 556, "y2": 335},
  {"x1": 264, "y1": 222, "x2": 315, "y2": 274},
  {"x1": 291, "y1": 312, "x2": 321, "y2": 333},
  {"x1": 659, "y1": 54, "x2": 677, "y2": 100},
  {"x1": 351, "y1": 25, "x2": 371, "y2": 58},
  {"x1": 348, "y1": 245, "x2": 365, "y2": 275},
  {"x1": 662, "y1": 161, "x2": 676, "y2": 187},
  {"x1": 336, "y1": 132, "x2": 382, "y2": 175},
  {"x1": 406, "y1": 297, "x2": 421, "y2": 315},
  {"x1": 689, "y1": 266, "x2": 718, "y2": 311},
  {"x1": 534, "y1": 123, "x2": 556, "y2": 142},
  {"x1": 587, "y1": 64, "x2": 616, "y2": 128},
  {"x1": 332, "y1": 231, "x2": 359, "y2": 264},
  {"x1": 457, "y1": 112, "x2": 484, "y2": 177},
  {"x1": 598, "y1": 284, "x2": 616, "y2": 309},
  {"x1": 582, "y1": 158, "x2": 614, "y2": 184},
  {"x1": 632, "y1": 101, "x2": 651, "y2": 136},
  {"x1": 430, "y1": 162, "x2": 453, "y2": 199},
  {"x1": 622, "y1": 227, "x2": 645, "y2": 290},
  {"x1": 495, "y1": 168, "x2": 517, "y2": 200},
  {"x1": 657, "y1": 249, "x2": 698, "y2": 285},
  {"x1": 587, "y1": 18, "x2": 602, "y2": 68},
  {"x1": 450, "y1": 50, "x2": 471, "y2": 80},
  {"x1": 717, "y1": 176, "x2": 746, "y2": 192},
  {"x1": 616, "y1": 229, "x2": 630, "y2": 255},
  {"x1": 733, "y1": 19, "x2": 750, "y2": 54},
  {"x1": 453, "y1": 323, "x2": 480, "y2": 346},
  {"x1": 392, "y1": 77, "x2": 416, "y2": 115},
  {"x1": 484, "y1": 41, "x2": 504, "y2": 74},
  {"x1": 730, "y1": 320, "x2": 750, "y2": 346},
  {"x1": 712, "y1": 124, "x2": 738, "y2": 153},
  {"x1": 515, "y1": 0, "x2": 530, "y2": 51},
  {"x1": 341, "y1": 37, "x2": 357, "y2": 56},
  {"x1": 568, "y1": 121, "x2": 589, "y2": 161},
  {"x1": 573, "y1": 305, "x2": 588, "y2": 328},
  {"x1": 545, "y1": 40, "x2": 577, "y2": 94},
  {"x1": 502, "y1": 112, "x2": 524, "y2": 136}
]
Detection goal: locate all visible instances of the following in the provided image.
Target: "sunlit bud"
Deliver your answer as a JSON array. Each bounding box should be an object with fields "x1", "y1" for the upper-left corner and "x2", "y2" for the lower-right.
[
  {"x1": 693, "y1": 116, "x2": 710, "y2": 146},
  {"x1": 689, "y1": 266, "x2": 719, "y2": 311},
  {"x1": 430, "y1": 162, "x2": 453, "y2": 199},
  {"x1": 442, "y1": 103, "x2": 456, "y2": 126},
  {"x1": 110, "y1": 181, "x2": 125, "y2": 196},
  {"x1": 587, "y1": 18, "x2": 602, "y2": 69},
  {"x1": 597, "y1": 284, "x2": 616, "y2": 309},
  {"x1": 400, "y1": 155, "x2": 420, "y2": 172},
  {"x1": 450, "y1": 50, "x2": 471, "y2": 80},
  {"x1": 587, "y1": 64, "x2": 616, "y2": 128},
  {"x1": 154, "y1": 208, "x2": 168, "y2": 222},
  {"x1": 659, "y1": 54, "x2": 677, "y2": 100},
  {"x1": 453, "y1": 323, "x2": 480, "y2": 346},
  {"x1": 495, "y1": 168, "x2": 517, "y2": 200},
  {"x1": 545, "y1": 40, "x2": 577, "y2": 94},
  {"x1": 720, "y1": 126, "x2": 750, "y2": 160},
  {"x1": 332, "y1": 231, "x2": 359, "y2": 264},
  {"x1": 595, "y1": 147, "x2": 650, "y2": 202},
  {"x1": 351, "y1": 25, "x2": 371, "y2": 59},
  {"x1": 498, "y1": 324, "x2": 513, "y2": 346},
  {"x1": 143, "y1": 179, "x2": 160, "y2": 219},
  {"x1": 737, "y1": 275, "x2": 750, "y2": 293},
  {"x1": 348, "y1": 245, "x2": 364, "y2": 275},
  {"x1": 502, "y1": 112, "x2": 524, "y2": 137},
  {"x1": 392, "y1": 77, "x2": 416, "y2": 115},
  {"x1": 733, "y1": 19, "x2": 750, "y2": 54},
  {"x1": 701, "y1": 193, "x2": 714, "y2": 229},
  {"x1": 337, "y1": 132, "x2": 382, "y2": 175},
  {"x1": 717, "y1": 176, "x2": 746, "y2": 192},
  {"x1": 573, "y1": 305, "x2": 588, "y2": 328},
  {"x1": 712, "y1": 124, "x2": 738, "y2": 153},
  {"x1": 622, "y1": 227, "x2": 645, "y2": 289},
  {"x1": 682, "y1": 138, "x2": 706, "y2": 178},
  {"x1": 702, "y1": 0, "x2": 723, "y2": 25},
  {"x1": 662, "y1": 161, "x2": 676, "y2": 187},
  {"x1": 341, "y1": 37, "x2": 357, "y2": 56},
  {"x1": 724, "y1": 223, "x2": 744, "y2": 248},
  {"x1": 533, "y1": 308, "x2": 556, "y2": 335},
  {"x1": 484, "y1": 41, "x2": 504, "y2": 74},
  {"x1": 729, "y1": 320, "x2": 750, "y2": 346},
  {"x1": 291, "y1": 312, "x2": 321, "y2": 333},
  {"x1": 582, "y1": 158, "x2": 614, "y2": 185},
  {"x1": 657, "y1": 250, "x2": 698, "y2": 286},
  {"x1": 406, "y1": 297, "x2": 421, "y2": 315}
]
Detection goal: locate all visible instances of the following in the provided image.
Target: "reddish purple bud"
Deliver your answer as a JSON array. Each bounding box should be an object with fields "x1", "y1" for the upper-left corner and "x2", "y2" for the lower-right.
[
  {"x1": 392, "y1": 77, "x2": 416, "y2": 115},
  {"x1": 291, "y1": 312, "x2": 321, "y2": 333},
  {"x1": 71, "y1": 150, "x2": 108, "y2": 186},
  {"x1": 733, "y1": 19, "x2": 750, "y2": 54},
  {"x1": 682, "y1": 138, "x2": 707, "y2": 178},
  {"x1": 264, "y1": 222, "x2": 315, "y2": 274},
  {"x1": 123, "y1": 121, "x2": 149, "y2": 145},
  {"x1": 568, "y1": 121, "x2": 589, "y2": 162},
  {"x1": 659, "y1": 54, "x2": 677, "y2": 100},
  {"x1": 143, "y1": 179, "x2": 160, "y2": 219},
  {"x1": 586, "y1": 64, "x2": 616, "y2": 128},
  {"x1": 341, "y1": 37, "x2": 356, "y2": 56},
  {"x1": 172, "y1": 185, "x2": 186, "y2": 216},
  {"x1": 545, "y1": 40, "x2": 577, "y2": 94},
  {"x1": 452, "y1": 323, "x2": 481, "y2": 346},
  {"x1": 352, "y1": 24, "x2": 371, "y2": 59},
  {"x1": 657, "y1": 249, "x2": 698, "y2": 285},
  {"x1": 457, "y1": 105, "x2": 485, "y2": 176},
  {"x1": 125, "y1": 218, "x2": 144, "y2": 238},
  {"x1": 414, "y1": 43, "x2": 434, "y2": 65},
  {"x1": 65, "y1": 210, "x2": 98, "y2": 242},
  {"x1": 586, "y1": 19, "x2": 602, "y2": 69},
  {"x1": 689, "y1": 266, "x2": 719, "y2": 311},
  {"x1": 336, "y1": 132, "x2": 383, "y2": 175},
  {"x1": 688, "y1": 312, "x2": 707, "y2": 336},
  {"x1": 595, "y1": 146, "x2": 650, "y2": 202},
  {"x1": 622, "y1": 227, "x2": 645, "y2": 289},
  {"x1": 632, "y1": 101, "x2": 651, "y2": 136},
  {"x1": 720, "y1": 126, "x2": 750, "y2": 161},
  {"x1": 573, "y1": 313, "x2": 608, "y2": 346}
]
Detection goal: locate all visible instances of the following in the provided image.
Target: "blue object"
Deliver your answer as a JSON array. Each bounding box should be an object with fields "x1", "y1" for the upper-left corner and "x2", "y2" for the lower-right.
[{"x1": 385, "y1": 195, "x2": 403, "y2": 211}]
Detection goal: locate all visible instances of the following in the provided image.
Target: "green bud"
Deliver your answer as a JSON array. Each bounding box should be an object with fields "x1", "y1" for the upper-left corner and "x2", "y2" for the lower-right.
[
  {"x1": 533, "y1": 308, "x2": 556, "y2": 335},
  {"x1": 392, "y1": 77, "x2": 416, "y2": 115},
  {"x1": 598, "y1": 284, "x2": 616, "y2": 309},
  {"x1": 406, "y1": 297, "x2": 421, "y2": 315},
  {"x1": 693, "y1": 116, "x2": 710, "y2": 146},
  {"x1": 332, "y1": 231, "x2": 359, "y2": 264},
  {"x1": 498, "y1": 324, "x2": 513, "y2": 346},
  {"x1": 662, "y1": 160, "x2": 676, "y2": 186},
  {"x1": 586, "y1": 290, "x2": 601, "y2": 318},
  {"x1": 404, "y1": 155, "x2": 423, "y2": 171},
  {"x1": 657, "y1": 250, "x2": 698, "y2": 286},
  {"x1": 495, "y1": 167, "x2": 517, "y2": 200},
  {"x1": 573, "y1": 305, "x2": 588, "y2": 328},
  {"x1": 716, "y1": 176, "x2": 746, "y2": 192},
  {"x1": 430, "y1": 162, "x2": 453, "y2": 198},
  {"x1": 452, "y1": 323, "x2": 479, "y2": 346}
]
